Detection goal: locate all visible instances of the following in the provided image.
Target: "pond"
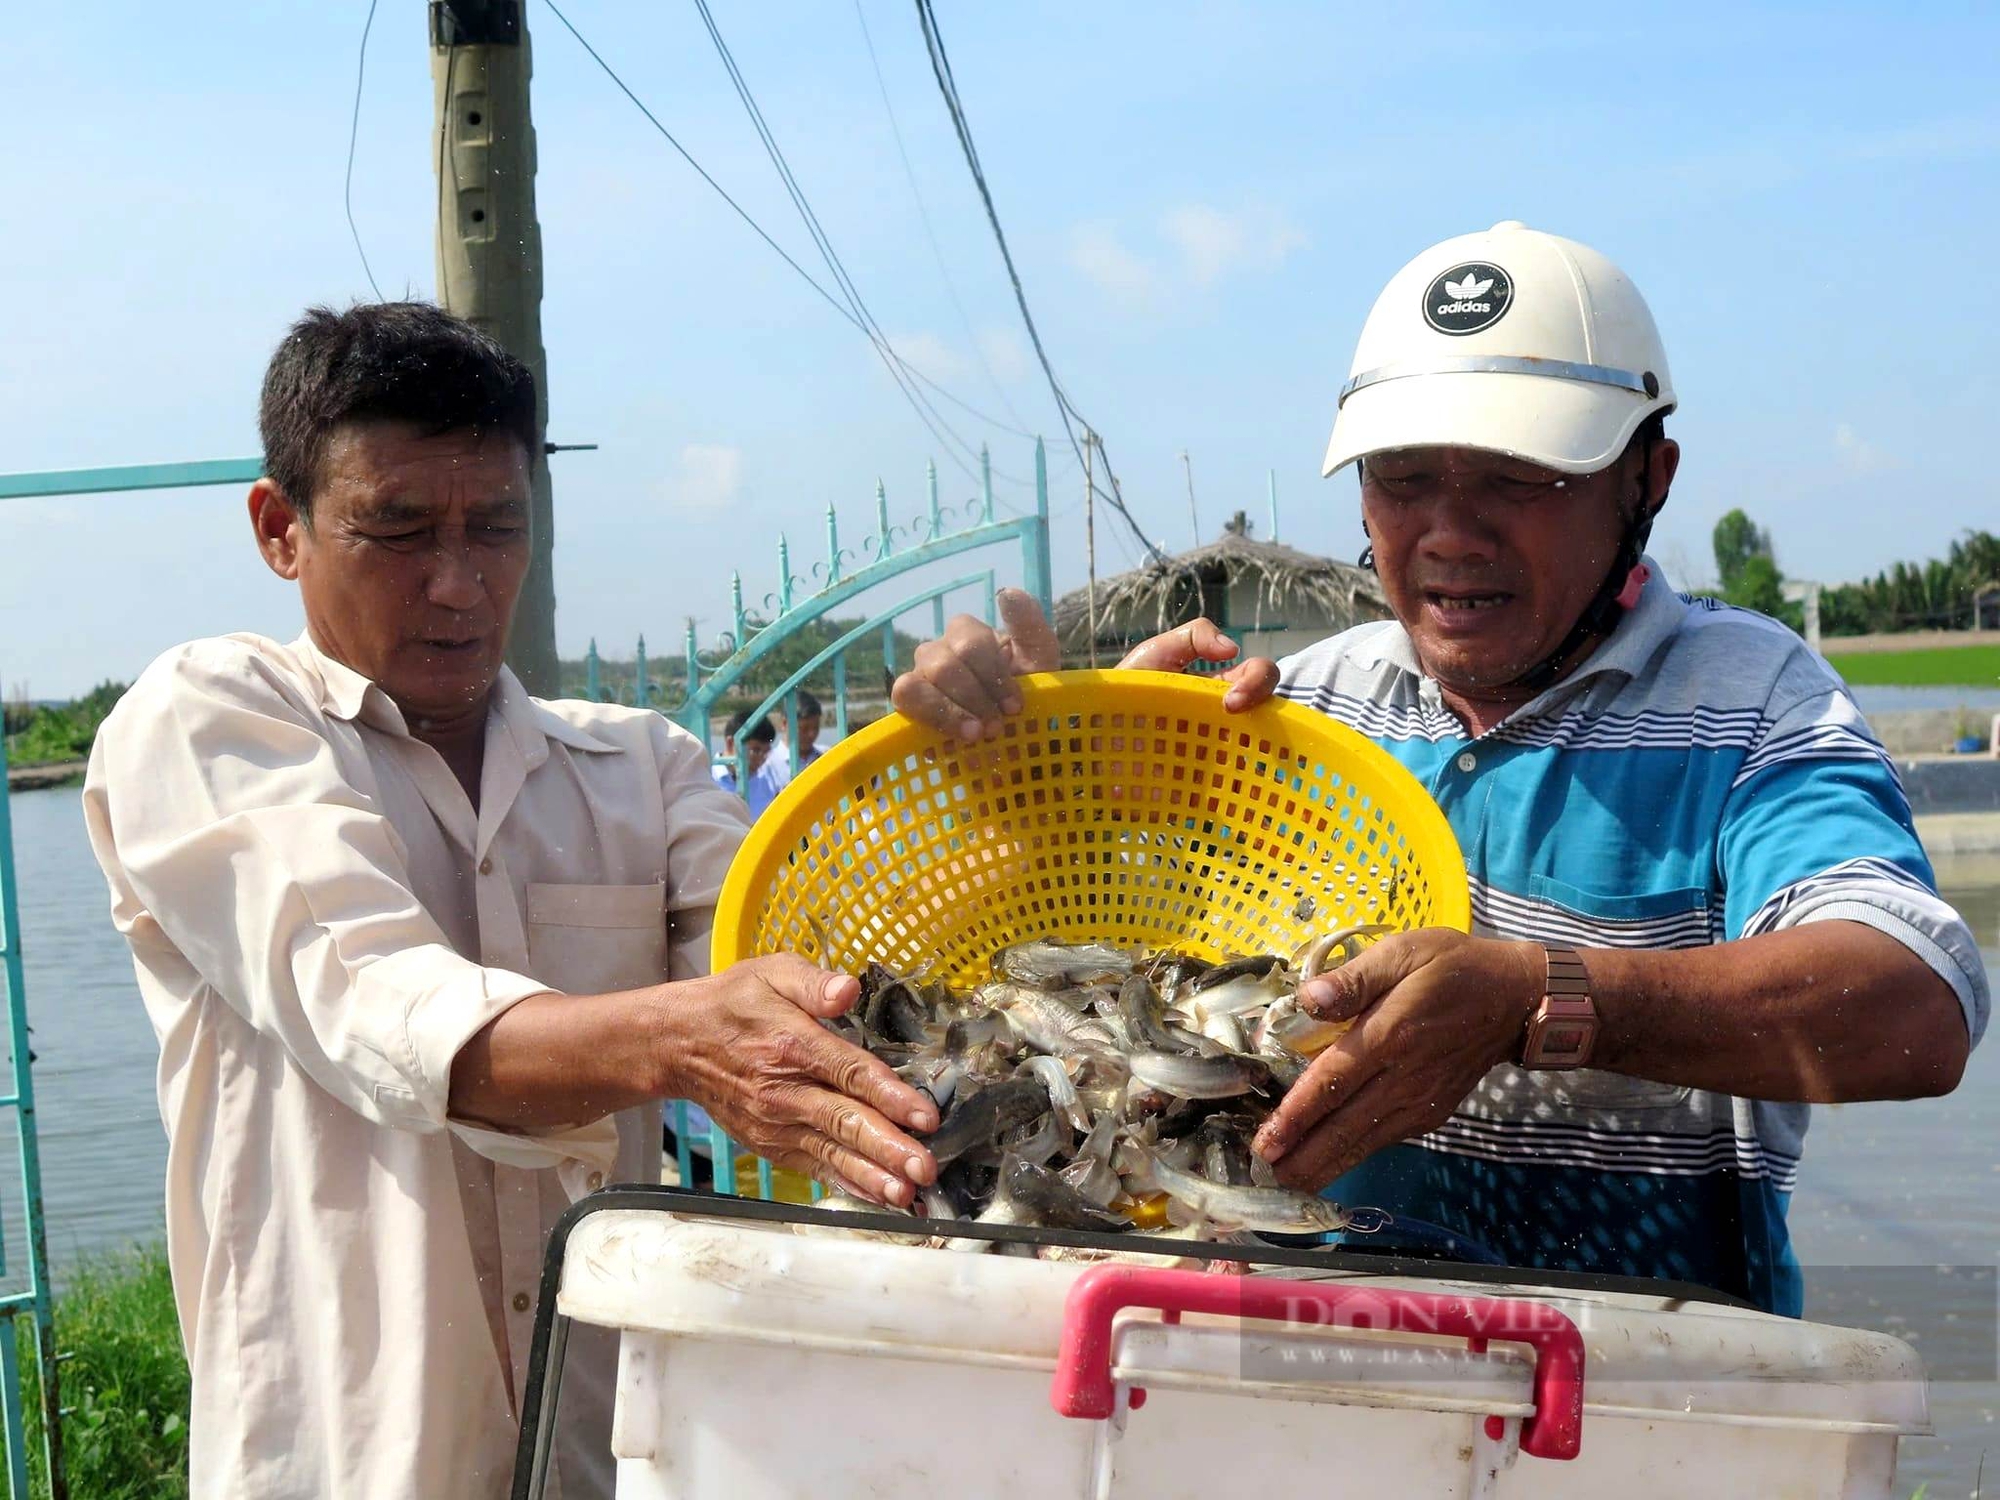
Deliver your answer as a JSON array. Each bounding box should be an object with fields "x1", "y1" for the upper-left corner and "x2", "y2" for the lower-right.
[{"x1": 3, "y1": 784, "x2": 1995, "y2": 1490}]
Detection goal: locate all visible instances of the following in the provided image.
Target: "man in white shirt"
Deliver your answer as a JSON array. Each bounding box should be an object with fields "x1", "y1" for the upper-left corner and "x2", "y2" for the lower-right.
[
  {"x1": 764, "y1": 689, "x2": 825, "y2": 784},
  {"x1": 83, "y1": 302, "x2": 939, "y2": 1499},
  {"x1": 710, "y1": 708, "x2": 785, "y2": 816}
]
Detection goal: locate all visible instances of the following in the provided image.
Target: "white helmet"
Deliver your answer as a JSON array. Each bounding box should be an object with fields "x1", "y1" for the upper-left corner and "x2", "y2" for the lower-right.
[{"x1": 1323, "y1": 221, "x2": 1674, "y2": 478}]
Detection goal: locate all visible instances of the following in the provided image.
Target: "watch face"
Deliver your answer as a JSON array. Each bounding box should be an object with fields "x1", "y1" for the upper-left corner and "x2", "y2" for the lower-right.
[
  {"x1": 1524, "y1": 997, "x2": 1598, "y2": 1069},
  {"x1": 1536, "y1": 1020, "x2": 1594, "y2": 1065}
]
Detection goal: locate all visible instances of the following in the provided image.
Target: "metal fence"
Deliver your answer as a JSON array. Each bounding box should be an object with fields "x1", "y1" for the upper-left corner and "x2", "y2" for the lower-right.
[{"x1": 576, "y1": 443, "x2": 1054, "y2": 1200}]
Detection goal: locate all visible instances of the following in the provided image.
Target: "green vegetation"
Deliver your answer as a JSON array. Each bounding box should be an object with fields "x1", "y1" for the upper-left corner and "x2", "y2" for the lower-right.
[
  {"x1": 2, "y1": 682, "x2": 128, "y2": 769},
  {"x1": 1707, "y1": 510, "x2": 1804, "y2": 630},
  {"x1": 11, "y1": 1244, "x2": 188, "y2": 1499},
  {"x1": 1706, "y1": 512, "x2": 1999, "y2": 643},
  {"x1": 1824, "y1": 644, "x2": 2000, "y2": 688},
  {"x1": 1822, "y1": 530, "x2": 2000, "y2": 636}
]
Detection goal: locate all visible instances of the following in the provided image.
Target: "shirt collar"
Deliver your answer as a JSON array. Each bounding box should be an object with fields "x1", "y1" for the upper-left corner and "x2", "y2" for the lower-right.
[
  {"x1": 1341, "y1": 554, "x2": 1680, "y2": 692},
  {"x1": 292, "y1": 632, "x2": 621, "y2": 756}
]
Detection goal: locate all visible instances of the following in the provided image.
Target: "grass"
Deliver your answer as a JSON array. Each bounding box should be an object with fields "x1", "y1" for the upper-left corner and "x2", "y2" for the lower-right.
[
  {"x1": 9, "y1": 1244, "x2": 188, "y2": 1499},
  {"x1": 1825, "y1": 643, "x2": 2000, "y2": 688}
]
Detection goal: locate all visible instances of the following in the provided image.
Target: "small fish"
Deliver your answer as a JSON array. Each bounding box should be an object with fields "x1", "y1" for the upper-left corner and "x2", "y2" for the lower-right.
[
  {"x1": 791, "y1": 1191, "x2": 933, "y2": 1247},
  {"x1": 1292, "y1": 893, "x2": 1317, "y2": 923},
  {"x1": 1018, "y1": 1054, "x2": 1091, "y2": 1132},
  {"x1": 1059, "y1": 1113, "x2": 1122, "y2": 1206},
  {"x1": 1186, "y1": 965, "x2": 1292, "y2": 1024},
  {"x1": 1255, "y1": 1042, "x2": 1309, "y2": 1092},
  {"x1": 1143, "y1": 951, "x2": 1208, "y2": 1007},
  {"x1": 944, "y1": 1192, "x2": 1028, "y2": 1253},
  {"x1": 1147, "y1": 1153, "x2": 1355, "y2": 1235},
  {"x1": 1196, "y1": 1113, "x2": 1256, "y2": 1187},
  {"x1": 998, "y1": 940, "x2": 1135, "y2": 988},
  {"x1": 925, "y1": 1077, "x2": 1051, "y2": 1166},
  {"x1": 1195, "y1": 1010, "x2": 1248, "y2": 1054},
  {"x1": 1127, "y1": 1050, "x2": 1272, "y2": 1100},
  {"x1": 1294, "y1": 923, "x2": 1392, "y2": 978},
  {"x1": 1000, "y1": 1107, "x2": 1068, "y2": 1167},
  {"x1": 1254, "y1": 994, "x2": 1348, "y2": 1058},
  {"x1": 898, "y1": 1051, "x2": 963, "y2": 1113},
  {"x1": 989, "y1": 985, "x2": 1121, "y2": 1059},
  {"x1": 1001, "y1": 1156, "x2": 1131, "y2": 1232},
  {"x1": 1185, "y1": 954, "x2": 1285, "y2": 995},
  {"x1": 1117, "y1": 975, "x2": 1202, "y2": 1055},
  {"x1": 941, "y1": 1014, "x2": 1013, "y2": 1055}
]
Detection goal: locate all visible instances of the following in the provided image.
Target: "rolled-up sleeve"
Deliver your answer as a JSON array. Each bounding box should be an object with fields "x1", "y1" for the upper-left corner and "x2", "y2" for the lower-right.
[
  {"x1": 85, "y1": 641, "x2": 555, "y2": 1137},
  {"x1": 1719, "y1": 684, "x2": 1990, "y2": 1048},
  {"x1": 650, "y1": 716, "x2": 752, "y2": 982}
]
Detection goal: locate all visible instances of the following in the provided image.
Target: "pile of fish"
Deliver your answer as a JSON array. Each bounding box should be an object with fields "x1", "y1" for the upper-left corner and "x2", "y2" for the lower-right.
[{"x1": 797, "y1": 931, "x2": 1393, "y2": 1258}]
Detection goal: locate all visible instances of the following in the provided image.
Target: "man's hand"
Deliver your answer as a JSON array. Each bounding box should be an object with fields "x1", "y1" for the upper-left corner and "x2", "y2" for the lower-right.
[
  {"x1": 1251, "y1": 930, "x2": 1543, "y2": 1192},
  {"x1": 1119, "y1": 618, "x2": 1280, "y2": 711},
  {"x1": 665, "y1": 955, "x2": 940, "y2": 1207},
  {"x1": 891, "y1": 586, "x2": 1282, "y2": 737}
]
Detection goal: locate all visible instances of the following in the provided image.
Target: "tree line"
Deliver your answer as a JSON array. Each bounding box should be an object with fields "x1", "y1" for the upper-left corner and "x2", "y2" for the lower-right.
[
  {"x1": 1709, "y1": 513, "x2": 1999, "y2": 637},
  {"x1": 3, "y1": 680, "x2": 129, "y2": 768}
]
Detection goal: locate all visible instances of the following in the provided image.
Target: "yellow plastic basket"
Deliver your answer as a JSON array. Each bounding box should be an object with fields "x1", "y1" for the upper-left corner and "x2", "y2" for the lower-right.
[{"x1": 712, "y1": 670, "x2": 1468, "y2": 985}]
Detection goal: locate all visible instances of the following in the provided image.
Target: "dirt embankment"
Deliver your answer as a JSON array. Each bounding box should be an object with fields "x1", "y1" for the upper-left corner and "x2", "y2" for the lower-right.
[{"x1": 6, "y1": 759, "x2": 86, "y2": 791}]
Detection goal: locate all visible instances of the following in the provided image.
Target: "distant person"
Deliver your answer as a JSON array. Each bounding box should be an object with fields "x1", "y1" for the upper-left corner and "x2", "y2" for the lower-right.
[
  {"x1": 896, "y1": 221, "x2": 1987, "y2": 1316},
  {"x1": 766, "y1": 688, "x2": 826, "y2": 783},
  {"x1": 80, "y1": 302, "x2": 937, "y2": 1500},
  {"x1": 711, "y1": 708, "x2": 784, "y2": 816}
]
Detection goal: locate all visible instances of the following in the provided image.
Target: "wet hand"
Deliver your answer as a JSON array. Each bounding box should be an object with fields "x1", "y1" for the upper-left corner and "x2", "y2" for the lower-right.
[
  {"x1": 1115, "y1": 618, "x2": 1280, "y2": 712},
  {"x1": 1251, "y1": 930, "x2": 1543, "y2": 1192},
  {"x1": 668, "y1": 955, "x2": 940, "y2": 1206},
  {"x1": 892, "y1": 588, "x2": 1060, "y2": 741}
]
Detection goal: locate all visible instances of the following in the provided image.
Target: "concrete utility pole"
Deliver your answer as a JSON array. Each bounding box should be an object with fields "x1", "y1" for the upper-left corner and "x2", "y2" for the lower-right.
[
  {"x1": 431, "y1": 0, "x2": 559, "y2": 695},
  {"x1": 1083, "y1": 430, "x2": 1099, "y2": 669},
  {"x1": 1180, "y1": 450, "x2": 1199, "y2": 546}
]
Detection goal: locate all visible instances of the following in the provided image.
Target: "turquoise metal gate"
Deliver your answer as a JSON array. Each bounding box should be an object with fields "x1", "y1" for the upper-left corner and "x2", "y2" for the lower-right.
[
  {"x1": 638, "y1": 442, "x2": 1054, "y2": 1198},
  {"x1": 0, "y1": 456, "x2": 260, "y2": 1497}
]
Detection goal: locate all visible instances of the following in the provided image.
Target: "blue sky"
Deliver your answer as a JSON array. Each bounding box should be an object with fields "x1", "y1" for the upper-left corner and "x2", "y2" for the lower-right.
[{"x1": 3, "y1": 1, "x2": 1996, "y2": 697}]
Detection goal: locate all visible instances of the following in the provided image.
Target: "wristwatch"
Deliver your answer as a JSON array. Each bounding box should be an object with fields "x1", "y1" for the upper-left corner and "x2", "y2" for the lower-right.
[{"x1": 1520, "y1": 944, "x2": 1598, "y2": 1069}]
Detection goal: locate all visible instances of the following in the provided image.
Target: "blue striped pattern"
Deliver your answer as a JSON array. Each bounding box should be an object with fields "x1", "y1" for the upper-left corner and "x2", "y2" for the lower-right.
[{"x1": 1279, "y1": 567, "x2": 1989, "y2": 1315}]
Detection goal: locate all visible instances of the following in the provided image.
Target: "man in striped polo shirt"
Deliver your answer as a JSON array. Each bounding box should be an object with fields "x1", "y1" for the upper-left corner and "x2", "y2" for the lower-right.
[{"x1": 894, "y1": 222, "x2": 1986, "y2": 1314}]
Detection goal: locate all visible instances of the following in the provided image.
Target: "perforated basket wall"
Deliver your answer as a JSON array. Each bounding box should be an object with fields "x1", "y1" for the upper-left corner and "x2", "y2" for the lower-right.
[{"x1": 712, "y1": 671, "x2": 1469, "y2": 986}]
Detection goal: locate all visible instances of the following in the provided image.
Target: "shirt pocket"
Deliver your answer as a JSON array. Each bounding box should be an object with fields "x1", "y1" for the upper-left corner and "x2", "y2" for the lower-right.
[
  {"x1": 524, "y1": 882, "x2": 668, "y2": 995},
  {"x1": 1517, "y1": 874, "x2": 1711, "y2": 1116}
]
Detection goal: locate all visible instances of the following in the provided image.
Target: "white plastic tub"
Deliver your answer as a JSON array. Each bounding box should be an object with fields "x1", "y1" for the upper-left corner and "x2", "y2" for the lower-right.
[{"x1": 538, "y1": 1204, "x2": 1928, "y2": 1500}]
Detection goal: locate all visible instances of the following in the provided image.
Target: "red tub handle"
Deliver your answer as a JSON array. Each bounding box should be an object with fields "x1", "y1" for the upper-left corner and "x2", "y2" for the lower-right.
[{"x1": 1050, "y1": 1265, "x2": 1586, "y2": 1461}]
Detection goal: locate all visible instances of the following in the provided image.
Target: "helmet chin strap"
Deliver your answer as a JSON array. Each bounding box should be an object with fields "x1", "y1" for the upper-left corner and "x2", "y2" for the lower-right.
[
  {"x1": 1510, "y1": 437, "x2": 1664, "y2": 693},
  {"x1": 1509, "y1": 515, "x2": 1653, "y2": 693}
]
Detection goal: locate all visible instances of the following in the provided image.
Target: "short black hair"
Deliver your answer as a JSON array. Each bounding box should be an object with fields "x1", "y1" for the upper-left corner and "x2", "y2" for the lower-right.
[
  {"x1": 726, "y1": 709, "x2": 775, "y2": 744},
  {"x1": 257, "y1": 302, "x2": 537, "y2": 522},
  {"x1": 794, "y1": 690, "x2": 822, "y2": 717}
]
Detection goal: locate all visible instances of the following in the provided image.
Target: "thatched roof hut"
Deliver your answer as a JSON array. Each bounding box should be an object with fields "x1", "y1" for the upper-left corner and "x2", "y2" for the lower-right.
[{"x1": 1053, "y1": 511, "x2": 1389, "y2": 663}]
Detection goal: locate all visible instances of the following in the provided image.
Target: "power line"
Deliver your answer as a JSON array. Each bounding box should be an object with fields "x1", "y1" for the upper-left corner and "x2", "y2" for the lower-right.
[
  {"x1": 912, "y1": 0, "x2": 1168, "y2": 564},
  {"x1": 852, "y1": 0, "x2": 1035, "y2": 438},
  {"x1": 539, "y1": 0, "x2": 1043, "y2": 487},
  {"x1": 344, "y1": 0, "x2": 384, "y2": 299},
  {"x1": 689, "y1": 0, "x2": 1005, "y2": 489}
]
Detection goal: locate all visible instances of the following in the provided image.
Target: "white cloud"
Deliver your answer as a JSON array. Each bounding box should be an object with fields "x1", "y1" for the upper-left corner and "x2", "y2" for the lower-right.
[
  {"x1": 1833, "y1": 423, "x2": 1895, "y2": 474},
  {"x1": 1068, "y1": 221, "x2": 1166, "y2": 304},
  {"x1": 1847, "y1": 114, "x2": 2000, "y2": 163},
  {"x1": 881, "y1": 331, "x2": 967, "y2": 385},
  {"x1": 1160, "y1": 204, "x2": 1306, "y2": 285},
  {"x1": 976, "y1": 327, "x2": 1030, "y2": 385},
  {"x1": 1069, "y1": 204, "x2": 1306, "y2": 303},
  {"x1": 663, "y1": 443, "x2": 745, "y2": 512}
]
